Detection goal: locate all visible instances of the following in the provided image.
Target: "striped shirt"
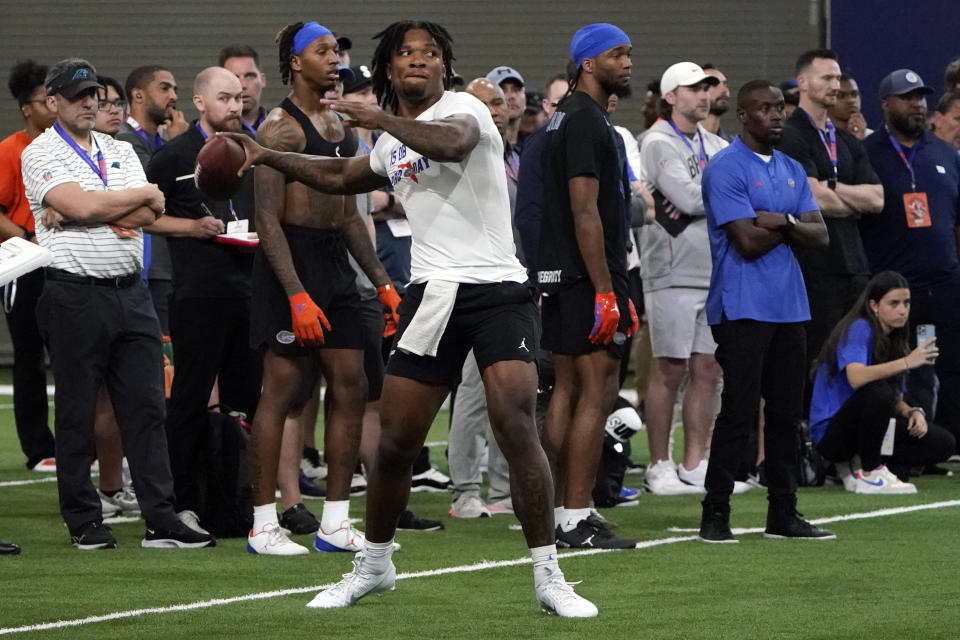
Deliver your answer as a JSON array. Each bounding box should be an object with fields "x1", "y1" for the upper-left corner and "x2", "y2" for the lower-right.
[{"x1": 21, "y1": 127, "x2": 146, "y2": 277}]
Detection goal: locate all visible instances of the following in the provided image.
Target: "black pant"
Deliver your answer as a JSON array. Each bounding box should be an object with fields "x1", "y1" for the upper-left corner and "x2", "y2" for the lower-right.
[
  {"x1": 4, "y1": 268, "x2": 55, "y2": 468},
  {"x1": 816, "y1": 380, "x2": 955, "y2": 474},
  {"x1": 704, "y1": 319, "x2": 806, "y2": 507},
  {"x1": 36, "y1": 279, "x2": 178, "y2": 534},
  {"x1": 907, "y1": 280, "x2": 960, "y2": 451},
  {"x1": 165, "y1": 296, "x2": 262, "y2": 513}
]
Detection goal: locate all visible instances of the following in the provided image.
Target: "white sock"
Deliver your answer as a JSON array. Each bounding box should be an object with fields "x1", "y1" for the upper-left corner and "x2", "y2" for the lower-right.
[
  {"x1": 320, "y1": 499, "x2": 350, "y2": 532},
  {"x1": 554, "y1": 506, "x2": 565, "y2": 525},
  {"x1": 560, "y1": 508, "x2": 590, "y2": 533},
  {"x1": 252, "y1": 503, "x2": 278, "y2": 533},
  {"x1": 530, "y1": 544, "x2": 560, "y2": 587},
  {"x1": 364, "y1": 538, "x2": 395, "y2": 573}
]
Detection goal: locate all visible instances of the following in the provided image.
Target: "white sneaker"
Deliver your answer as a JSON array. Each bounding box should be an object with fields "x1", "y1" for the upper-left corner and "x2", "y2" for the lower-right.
[
  {"x1": 487, "y1": 498, "x2": 514, "y2": 515},
  {"x1": 677, "y1": 459, "x2": 708, "y2": 486},
  {"x1": 834, "y1": 461, "x2": 859, "y2": 492},
  {"x1": 315, "y1": 519, "x2": 366, "y2": 552},
  {"x1": 855, "y1": 465, "x2": 917, "y2": 495},
  {"x1": 300, "y1": 457, "x2": 328, "y2": 480},
  {"x1": 306, "y1": 552, "x2": 396, "y2": 608},
  {"x1": 449, "y1": 494, "x2": 490, "y2": 518},
  {"x1": 247, "y1": 522, "x2": 310, "y2": 555},
  {"x1": 535, "y1": 570, "x2": 598, "y2": 618},
  {"x1": 178, "y1": 509, "x2": 209, "y2": 535},
  {"x1": 350, "y1": 474, "x2": 367, "y2": 497},
  {"x1": 31, "y1": 457, "x2": 56, "y2": 472},
  {"x1": 98, "y1": 490, "x2": 122, "y2": 518},
  {"x1": 411, "y1": 467, "x2": 451, "y2": 493},
  {"x1": 645, "y1": 460, "x2": 704, "y2": 495}
]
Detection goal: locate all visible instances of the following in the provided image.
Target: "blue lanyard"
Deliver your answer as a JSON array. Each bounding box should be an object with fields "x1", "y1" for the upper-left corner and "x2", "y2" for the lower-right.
[
  {"x1": 129, "y1": 117, "x2": 162, "y2": 148},
  {"x1": 195, "y1": 122, "x2": 208, "y2": 140},
  {"x1": 888, "y1": 132, "x2": 920, "y2": 192},
  {"x1": 242, "y1": 111, "x2": 265, "y2": 137},
  {"x1": 54, "y1": 122, "x2": 107, "y2": 186},
  {"x1": 799, "y1": 108, "x2": 838, "y2": 180},
  {"x1": 667, "y1": 118, "x2": 706, "y2": 170}
]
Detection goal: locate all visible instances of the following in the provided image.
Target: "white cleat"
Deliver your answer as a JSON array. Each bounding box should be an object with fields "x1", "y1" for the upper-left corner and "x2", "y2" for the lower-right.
[
  {"x1": 315, "y1": 519, "x2": 366, "y2": 553},
  {"x1": 645, "y1": 460, "x2": 705, "y2": 495},
  {"x1": 247, "y1": 522, "x2": 310, "y2": 556},
  {"x1": 306, "y1": 552, "x2": 397, "y2": 608},
  {"x1": 535, "y1": 571, "x2": 598, "y2": 618}
]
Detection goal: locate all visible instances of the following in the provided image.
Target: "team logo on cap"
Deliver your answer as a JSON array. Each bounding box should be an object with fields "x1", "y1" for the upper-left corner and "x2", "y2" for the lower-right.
[
  {"x1": 276, "y1": 330, "x2": 296, "y2": 344},
  {"x1": 72, "y1": 68, "x2": 90, "y2": 80},
  {"x1": 905, "y1": 72, "x2": 919, "y2": 83},
  {"x1": 358, "y1": 65, "x2": 372, "y2": 79}
]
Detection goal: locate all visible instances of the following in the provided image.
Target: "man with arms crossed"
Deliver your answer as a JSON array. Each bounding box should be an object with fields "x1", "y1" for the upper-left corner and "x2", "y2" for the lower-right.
[
  {"x1": 225, "y1": 19, "x2": 596, "y2": 617},
  {"x1": 698, "y1": 80, "x2": 833, "y2": 543}
]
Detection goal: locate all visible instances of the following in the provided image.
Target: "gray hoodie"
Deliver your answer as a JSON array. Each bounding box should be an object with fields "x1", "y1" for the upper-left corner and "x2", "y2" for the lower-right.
[{"x1": 639, "y1": 118, "x2": 728, "y2": 291}]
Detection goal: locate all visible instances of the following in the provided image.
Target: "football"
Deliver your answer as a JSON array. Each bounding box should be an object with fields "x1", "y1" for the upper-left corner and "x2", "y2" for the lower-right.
[{"x1": 194, "y1": 136, "x2": 247, "y2": 200}]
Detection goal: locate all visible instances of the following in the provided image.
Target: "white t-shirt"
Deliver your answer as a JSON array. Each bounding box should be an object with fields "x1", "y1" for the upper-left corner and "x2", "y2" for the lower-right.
[
  {"x1": 22, "y1": 127, "x2": 147, "y2": 277},
  {"x1": 368, "y1": 91, "x2": 526, "y2": 285}
]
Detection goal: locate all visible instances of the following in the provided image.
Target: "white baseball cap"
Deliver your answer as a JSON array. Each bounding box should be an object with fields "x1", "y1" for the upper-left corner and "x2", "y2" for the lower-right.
[{"x1": 660, "y1": 62, "x2": 719, "y2": 95}]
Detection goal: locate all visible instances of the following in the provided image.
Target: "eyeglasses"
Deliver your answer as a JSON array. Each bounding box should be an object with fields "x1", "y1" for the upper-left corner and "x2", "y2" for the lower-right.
[{"x1": 98, "y1": 99, "x2": 127, "y2": 111}]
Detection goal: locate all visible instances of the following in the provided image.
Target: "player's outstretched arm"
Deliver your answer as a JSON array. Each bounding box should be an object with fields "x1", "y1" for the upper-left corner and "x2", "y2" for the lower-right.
[{"x1": 219, "y1": 131, "x2": 388, "y2": 196}]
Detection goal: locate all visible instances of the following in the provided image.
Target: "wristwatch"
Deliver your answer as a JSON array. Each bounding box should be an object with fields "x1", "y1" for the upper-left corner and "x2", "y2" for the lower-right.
[
  {"x1": 784, "y1": 214, "x2": 798, "y2": 231},
  {"x1": 827, "y1": 178, "x2": 837, "y2": 190}
]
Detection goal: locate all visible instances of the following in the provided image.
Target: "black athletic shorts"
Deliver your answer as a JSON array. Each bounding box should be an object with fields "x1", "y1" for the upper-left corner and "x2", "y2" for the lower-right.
[
  {"x1": 359, "y1": 296, "x2": 385, "y2": 401},
  {"x1": 386, "y1": 281, "x2": 539, "y2": 388},
  {"x1": 250, "y1": 225, "x2": 363, "y2": 355},
  {"x1": 541, "y1": 276, "x2": 631, "y2": 359}
]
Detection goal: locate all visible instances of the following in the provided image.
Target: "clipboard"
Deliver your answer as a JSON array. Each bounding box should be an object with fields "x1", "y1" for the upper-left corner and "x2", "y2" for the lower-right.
[{"x1": 213, "y1": 232, "x2": 259, "y2": 248}]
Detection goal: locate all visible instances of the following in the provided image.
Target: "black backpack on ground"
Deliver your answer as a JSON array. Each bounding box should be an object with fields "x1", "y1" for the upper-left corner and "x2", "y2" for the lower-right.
[{"x1": 196, "y1": 406, "x2": 254, "y2": 538}]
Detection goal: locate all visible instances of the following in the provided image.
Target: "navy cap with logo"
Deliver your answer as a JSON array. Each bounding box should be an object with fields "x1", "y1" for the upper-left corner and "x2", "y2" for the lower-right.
[
  {"x1": 343, "y1": 64, "x2": 373, "y2": 95},
  {"x1": 878, "y1": 68, "x2": 934, "y2": 99},
  {"x1": 335, "y1": 34, "x2": 352, "y2": 52},
  {"x1": 46, "y1": 61, "x2": 103, "y2": 100}
]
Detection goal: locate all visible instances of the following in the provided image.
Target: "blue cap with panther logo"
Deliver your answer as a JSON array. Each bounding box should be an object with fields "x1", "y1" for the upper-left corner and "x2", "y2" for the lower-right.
[{"x1": 46, "y1": 59, "x2": 103, "y2": 99}]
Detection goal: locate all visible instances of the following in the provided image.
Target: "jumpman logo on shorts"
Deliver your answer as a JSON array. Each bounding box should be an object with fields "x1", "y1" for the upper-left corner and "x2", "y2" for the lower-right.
[{"x1": 518, "y1": 337, "x2": 530, "y2": 352}]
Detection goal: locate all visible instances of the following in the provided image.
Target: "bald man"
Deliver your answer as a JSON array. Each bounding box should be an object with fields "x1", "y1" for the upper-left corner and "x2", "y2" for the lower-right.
[
  {"x1": 446, "y1": 78, "x2": 519, "y2": 519},
  {"x1": 146, "y1": 67, "x2": 263, "y2": 535}
]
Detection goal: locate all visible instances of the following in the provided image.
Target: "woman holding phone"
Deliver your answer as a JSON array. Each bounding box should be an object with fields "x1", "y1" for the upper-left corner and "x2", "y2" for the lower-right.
[{"x1": 809, "y1": 271, "x2": 955, "y2": 493}]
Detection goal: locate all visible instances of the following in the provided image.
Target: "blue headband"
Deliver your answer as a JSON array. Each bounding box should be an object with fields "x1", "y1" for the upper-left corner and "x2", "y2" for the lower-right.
[
  {"x1": 293, "y1": 22, "x2": 334, "y2": 55},
  {"x1": 569, "y1": 23, "x2": 631, "y2": 67}
]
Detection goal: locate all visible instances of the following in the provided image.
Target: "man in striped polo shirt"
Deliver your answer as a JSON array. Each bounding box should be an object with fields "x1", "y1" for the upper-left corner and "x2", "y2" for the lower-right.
[{"x1": 21, "y1": 58, "x2": 214, "y2": 551}]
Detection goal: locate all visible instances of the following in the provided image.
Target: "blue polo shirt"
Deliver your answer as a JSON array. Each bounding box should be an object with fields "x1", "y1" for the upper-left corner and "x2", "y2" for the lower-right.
[
  {"x1": 862, "y1": 128, "x2": 960, "y2": 290},
  {"x1": 702, "y1": 136, "x2": 818, "y2": 324},
  {"x1": 808, "y1": 318, "x2": 873, "y2": 443}
]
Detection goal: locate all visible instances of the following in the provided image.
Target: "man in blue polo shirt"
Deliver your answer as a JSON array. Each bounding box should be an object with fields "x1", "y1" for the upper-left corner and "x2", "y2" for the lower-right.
[
  {"x1": 698, "y1": 80, "x2": 833, "y2": 543},
  {"x1": 862, "y1": 69, "x2": 960, "y2": 451}
]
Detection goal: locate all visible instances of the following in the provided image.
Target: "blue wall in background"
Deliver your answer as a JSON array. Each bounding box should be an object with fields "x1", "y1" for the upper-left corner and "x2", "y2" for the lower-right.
[{"x1": 831, "y1": 1, "x2": 960, "y2": 130}]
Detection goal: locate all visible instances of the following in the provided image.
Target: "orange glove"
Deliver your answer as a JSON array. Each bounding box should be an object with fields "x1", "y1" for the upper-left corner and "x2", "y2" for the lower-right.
[
  {"x1": 589, "y1": 291, "x2": 620, "y2": 345},
  {"x1": 377, "y1": 283, "x2": 402, "y2": 325},
  {"x1": 289, "y1": 292, "x2": 331, "y2": 346},
  {"x1": 627, "y1": 299, "x2": 639, "y2": 337},
  {"x1": 383, "y1": 311, "x2": 398, "y2": 339}
]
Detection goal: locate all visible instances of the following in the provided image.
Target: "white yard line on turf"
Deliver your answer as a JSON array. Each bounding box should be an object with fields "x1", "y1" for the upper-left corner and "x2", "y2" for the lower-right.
[
  {"x1": 666, "y1": 499, "x2": 960, "y2": 534},
  {"x1": 1, "y1": 500, "x2": 957, "y2": 635},
  {"x1": 0, "y1": 477, "x2": 58, "y2": 487}
]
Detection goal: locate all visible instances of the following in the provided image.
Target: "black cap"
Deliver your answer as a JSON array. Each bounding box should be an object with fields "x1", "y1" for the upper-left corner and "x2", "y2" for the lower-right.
[
  {"x1": 46, "y1": 61, "x2": 102, "y2": 99},
  {"x1": 525, "y1": 90, "x2": 545, "y2": 114},
  {"x1": 336, "y1": 35, "x2": 352, "y2": 51},
  {"x1": 343, "y1": 64, "x2": 373, "y2": 95}
]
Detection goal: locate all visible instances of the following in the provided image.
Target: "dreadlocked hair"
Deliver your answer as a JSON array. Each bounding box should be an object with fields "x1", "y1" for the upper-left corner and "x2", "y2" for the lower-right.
[
  {"x1": 371, "y1": 21, "x2": 455, "y2": 114},
  {"x1": 276, "y1": 22, "x2": 305, "y2": 86},
  {"x1": 8, "y1": 59, "x2": 48, "y2": 106}
]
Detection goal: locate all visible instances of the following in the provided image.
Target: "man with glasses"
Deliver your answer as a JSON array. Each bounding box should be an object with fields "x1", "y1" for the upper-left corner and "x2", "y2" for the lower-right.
[
  {"x1": 93, "y1": 76, "x2": 126, "y2": 136},
  {"x1": 21, "y1": 58, "x2": 214, "y2": 550}
]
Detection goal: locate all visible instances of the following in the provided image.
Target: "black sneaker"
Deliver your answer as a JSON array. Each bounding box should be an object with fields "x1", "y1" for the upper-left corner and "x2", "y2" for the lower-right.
[
  {"x1": 279, "y1": 503, "x2": 320, "y2": 535},
  {"x1": 71, "y1": 521, "x2": 117, "y2": 550},
  {"x1": 764, "y1": 508, "x2": 836, "y2": 540},
  {"x1": 397, "y1": 508, "x2": 444, "y2": 531},
  {"x1": 698, "y1": 507, "x2": 738, "y2": 544},
  {"x1": 556, "y1": 514, "x2": 636, "y2": 549},
  {"x1": 142, "y1": 521, "x2": 216, "y2": 548}
]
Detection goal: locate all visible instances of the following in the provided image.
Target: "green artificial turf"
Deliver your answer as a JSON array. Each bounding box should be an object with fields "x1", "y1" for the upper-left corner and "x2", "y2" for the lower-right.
[{"x1": 0, "y1": 392, "x2": 958, "y2": 639}]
